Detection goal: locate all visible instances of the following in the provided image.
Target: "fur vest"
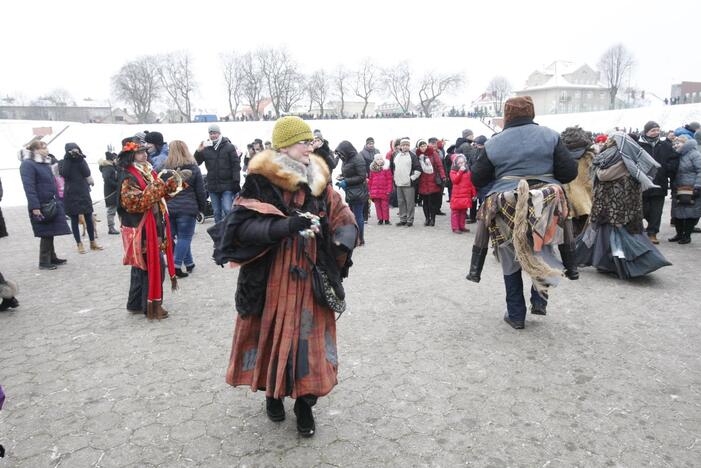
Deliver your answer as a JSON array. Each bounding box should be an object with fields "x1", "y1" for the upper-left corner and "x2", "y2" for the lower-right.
[{"x1": 564, "y1": 150, "x2": 594, "y2": 217}]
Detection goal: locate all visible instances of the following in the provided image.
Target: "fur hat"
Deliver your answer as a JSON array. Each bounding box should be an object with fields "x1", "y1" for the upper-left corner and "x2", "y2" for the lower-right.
[
  {"x1": 643, "y1": 121, "x2": 660, "y2": 135},
  {"x1": 561, "y1": 126, "x2": 593, "y2": 150},
  {"x1": 145, "y1": 131, "x2": 164, "y2": 146},
  {"x1": 503, "y1": 96, "x2": 535, "y2": 126},
  {"x1": 272, "y1": 116, "x2": 313, "y2": 150},
  {"x1": 208, "y1": 123, "x2": 221, "y2": 134}
]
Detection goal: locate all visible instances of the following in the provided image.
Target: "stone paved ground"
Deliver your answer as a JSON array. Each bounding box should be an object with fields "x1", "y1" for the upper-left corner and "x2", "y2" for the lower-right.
[{"x1": 0, "y1": 200, "x2": 700, "y2": 468}]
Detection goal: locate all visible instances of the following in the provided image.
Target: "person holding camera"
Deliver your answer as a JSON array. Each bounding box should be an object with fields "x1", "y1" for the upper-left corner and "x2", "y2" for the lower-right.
[
  {"x1": 194, "y1": 124, "x2": 240, "y2": 223},
  {"x1": 59, "y1": 143, "x2": 103, "y2": 253},
  {"x1": 669, "y1": 135, "x2": 701, "y2": 244},
  {"x1": 19, "y1": 140, "x2": 71, "y2": 270}
]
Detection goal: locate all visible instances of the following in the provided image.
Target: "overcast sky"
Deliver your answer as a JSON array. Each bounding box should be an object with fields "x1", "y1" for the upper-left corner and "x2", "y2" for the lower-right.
[{"x1": 2, "y1": 0, "x2": 699, "y2": 114}]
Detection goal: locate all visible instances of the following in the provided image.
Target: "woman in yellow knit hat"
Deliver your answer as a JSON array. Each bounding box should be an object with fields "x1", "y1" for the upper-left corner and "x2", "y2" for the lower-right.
[{"x1": 210, "y1": 115, "x2": 358, "y2": 437}]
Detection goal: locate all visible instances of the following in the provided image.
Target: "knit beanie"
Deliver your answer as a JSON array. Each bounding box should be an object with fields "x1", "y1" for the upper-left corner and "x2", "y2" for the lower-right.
[
  {"x1": 503, "y1": 96, "x2": 535, "y2": 126},
  {"x1": 272, "y1": 116, "x2": 313, "y2": 150},
  {"x1": 561, "y1": 126, "x2": 593, "y2": 150},
  {"x1": 688, "y1": 122, "x2": 700, "y2": 132},
  {"x1": 462, "y1": 129, "x2": 474, "y2": 139},
  {"x1": 366, "y1": 137, "x2": 374, "y2": 144},
  {"x1": 208, "y1": 123, "x2": 221, "y2": 134},
  {"x1": 145, "y1": 131, "x2": 164, "y2": 146},
  {"x1": 643, "y1": 121, "x2": 660, "y2": 135},
  {"x1": 474, "y1": 135, "x2": 488, "y2": 146}
]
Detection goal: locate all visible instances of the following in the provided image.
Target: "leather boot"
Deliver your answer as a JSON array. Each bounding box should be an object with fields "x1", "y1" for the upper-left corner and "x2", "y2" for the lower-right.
[
  {"x1": 77, "y1": 242, "x2": 87, "y2": 254},
  {"x1": 558, "y1": 244, "x2": 579, "y2": 280},
  {"x1": 148, "y1": 300, "x2": 168, "y2": 320},
  {"x1": 466, "y1": 246, "x2": 488, "y2": 283},
  {"x1": 90, "y1": 240, "x2": 104, "y2": 251}
]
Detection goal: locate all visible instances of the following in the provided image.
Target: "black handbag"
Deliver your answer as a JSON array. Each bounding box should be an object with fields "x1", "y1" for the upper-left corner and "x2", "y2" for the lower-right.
[
  {"x1": 434, "y1": 174, "x2": 444, "y2": 187},
  {"x1": 305, "y1": 252, "x2": 346, "y2": 316},
  {"x1": 40, "y1": 197, "x2": 58, "y2": 221}
]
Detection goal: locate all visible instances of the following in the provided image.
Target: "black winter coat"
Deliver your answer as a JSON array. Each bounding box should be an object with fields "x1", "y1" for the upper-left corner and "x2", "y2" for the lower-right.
[
  {"x1": 20, "y1": 158, "x2": 71, "y2": 238},
  {"x1": 638, "y1": 137, "x2": 677, "y2": 197},
  {"x1": 59, "y1": 154, "x2": 94, "y2": 215},
  {"x1": 99, "y1": 158, "x2": 120, "y2": 207},
  {"x1": 194, "y1": 137, "x2": 241, "y2": 194},
  {"x1": 337, "y1": 141, "x2": 369, "y2": 204},
  {"x1": 166, "y1": 164, "x2": 208, "y2": 217}
]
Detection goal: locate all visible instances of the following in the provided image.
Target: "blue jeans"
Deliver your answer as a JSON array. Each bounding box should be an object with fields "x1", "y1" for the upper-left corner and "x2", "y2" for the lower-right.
[
  {"x1": 350, "y1": 202, "x2": 365, "y2": 243},
  {"x1": 170, "y1": 214, "x2": 196, "y2": 268},
  {"x1": 503, "y1": 270, "x2": 548, "y2": 322},
  {"x1": 210, "y1": 191, "x2": 235, "y2": 223}
]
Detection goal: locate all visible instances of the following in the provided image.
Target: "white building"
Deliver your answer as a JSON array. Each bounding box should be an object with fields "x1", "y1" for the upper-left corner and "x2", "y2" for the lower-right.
[{"x1": 514, "y1": 61, "x2": 610, "y2": 115}]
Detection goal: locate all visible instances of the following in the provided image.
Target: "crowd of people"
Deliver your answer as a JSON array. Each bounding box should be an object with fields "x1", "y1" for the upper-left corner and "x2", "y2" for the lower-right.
[{"x1": 2, "y1": 99, "x2": 700, "y2": 437}]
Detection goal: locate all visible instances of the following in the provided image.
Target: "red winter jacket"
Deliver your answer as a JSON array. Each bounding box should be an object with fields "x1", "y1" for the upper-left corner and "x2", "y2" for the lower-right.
[
  {"x1": 368, "y1": 165, "x2": 393, "y2": 200},
  {"x1": 417, "y1": 146, "x2": 446, "y2": 195},
  {"x1": 450, "y1": 169, "x2": 477, "y2": 210}
]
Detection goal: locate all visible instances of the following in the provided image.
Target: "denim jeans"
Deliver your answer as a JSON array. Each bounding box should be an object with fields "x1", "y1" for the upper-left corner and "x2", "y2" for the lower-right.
[
  {"x1": 349, "y1": 202, "x2": 365, "y2": 243},
  {"x1": 170, "y1": 214, "x2": 196, "y2": 268},
  {"x1": 503, "y1": 269, "x2": 548, "y2": 322},
  {"x1": 210, "y1": 191, "x2": 235, "y2": 223}
]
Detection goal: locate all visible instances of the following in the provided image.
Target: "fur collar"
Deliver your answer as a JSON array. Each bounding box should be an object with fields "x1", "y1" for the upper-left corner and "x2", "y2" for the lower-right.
[
  {"x1": 247, "y1": 149, "x2": 330, "y2": 197},
  {"x1": 99, "y1": 158, "x2": 115, "y2": 167},
  {"x1": 18, "y1": 148, "x2": 52, "y2": 164}
]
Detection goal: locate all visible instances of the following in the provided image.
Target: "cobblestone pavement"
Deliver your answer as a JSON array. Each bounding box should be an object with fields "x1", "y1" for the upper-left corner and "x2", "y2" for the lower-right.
[{"x1": 0, "y1": 201, "x2": 700, "y2": 467}]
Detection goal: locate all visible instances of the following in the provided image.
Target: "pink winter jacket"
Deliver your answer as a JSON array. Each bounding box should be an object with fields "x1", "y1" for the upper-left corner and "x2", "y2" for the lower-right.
[{"x1": 368, "y1": 162, "x2": 393, "y2": 200}]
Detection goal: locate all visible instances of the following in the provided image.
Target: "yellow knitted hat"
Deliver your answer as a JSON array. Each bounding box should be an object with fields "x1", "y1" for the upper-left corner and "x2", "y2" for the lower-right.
[{"x1": 272, "y1": 116, "x2": 313, "y2": 150}]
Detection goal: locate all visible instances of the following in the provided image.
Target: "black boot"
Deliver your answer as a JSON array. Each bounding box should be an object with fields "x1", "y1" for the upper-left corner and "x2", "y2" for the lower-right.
[
  {"x1": 558, "y1": 244, "x2": 579, "y2": 280},
  {"x1": 679, "y1": 219, "x2": 693, "y2": 244},
  {"x1": 294, "y1": 398, "x2": 315, "y2": 437},
  {"x1": 266, "y1": 397, "x2": 285, "y2": 422},
  {"x1": 668, "y1": 220, "x2": 684, "y2": 242},
  {"x1": 466, "y1": 246, "x2": 488, "y2": 283}
]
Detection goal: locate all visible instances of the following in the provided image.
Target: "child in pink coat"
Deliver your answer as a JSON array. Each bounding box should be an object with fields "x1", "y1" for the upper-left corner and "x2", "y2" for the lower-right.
[
  {"x1": 449, "y1": 154, "x2": 477, "y2": 233},
  {"x1": 368, "y1": 153, "x2": 393, "y2": 224}
]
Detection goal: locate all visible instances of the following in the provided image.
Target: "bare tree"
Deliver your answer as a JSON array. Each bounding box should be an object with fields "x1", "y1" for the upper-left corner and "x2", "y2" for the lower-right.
[
  {"x1": 353, "y1": 59, "x2": 378, "y2": 118},
  {"x1": 44, "y1": 88, "x2": 74, "y2": 106},
  {"x1": 486, "y1": 76, "x2": 512, "y2": 116},
  {"x1": 240, "y1": 51, "x2": 264, "y2": 120},
  {"x1": 598, "y1": 43, "x2": 635, "y2": 109},
  {"x1": 279, "y1": 71, "x2": 306, "y2": 114},
  {"x1": 333, "y1": 66, "x2": 350, "y2": 118},
  {"x1": 305, "y1": 76, "x2": 315, "y2": 113},
  {"x1": 258, "y1": 48, "x2": 301, "y2": 118},
  {"x1": 157, "y1": 51, "x2": 196, "y2": 122},
  {"x1": 111, "y1": 56, "x2": 161, "y2": 123},
  {"x1": 309, "y1": 69, "x2": 330, "y2": 117},
  {"x1": 220, "y1": 51, "x2": 245, "y2": 120},
  {"x1": 417, "y1": 72, "x2": 463, "y2": 117},
  {"x1": 381, "y1": 61, "x2": 412, "y2": 115}
]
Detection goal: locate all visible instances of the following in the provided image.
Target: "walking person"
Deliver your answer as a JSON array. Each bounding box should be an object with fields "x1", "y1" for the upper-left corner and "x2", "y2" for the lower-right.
[
  {"x1": 469, "y1": 96, "x2": 579, "y2": 329},
  {"x1": 210, "y1": 116, "x2": 358, "y2": 438},
  {"x1": 99, "y1": 149, "x2": 121, "y2": 235},
  {"x1": 165, "y1": 141, "x2": 207, "y2": 276},
  {"x1": 0, "y1": 176, "x2": 19, "y2": 311},
  {"x1": 19, "y1": 140, "x2": 71, "y2": 270},
  {"x1": 390, "y1": 138, "x2": 421, "y2": 226},
  {"x1": 194, "y1": 124, "x2": 241, "y2": 223},
  {"x1": 668, "y1": 135, "x2": 701, "y2": 244},
  {"x1": 59, "y1": 143, "x2": 103, "y2": 253},
  {"x1": 368, "y1": 153, "x2": 393, "y2": 224},
  {"x1": 335, "y1": 140, "x2": 368, "y2": 245},
  {"x1": 416, "y1": 139, "x2": 446, "y2": 226},
  {"x1": 117, "y1": 138, "x2": 183, "y2": 319}
]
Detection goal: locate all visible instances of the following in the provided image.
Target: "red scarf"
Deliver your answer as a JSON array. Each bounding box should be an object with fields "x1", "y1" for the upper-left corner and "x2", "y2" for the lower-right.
[{"x1": 127, "y1": 165, "x2": 176, "y2": 301}]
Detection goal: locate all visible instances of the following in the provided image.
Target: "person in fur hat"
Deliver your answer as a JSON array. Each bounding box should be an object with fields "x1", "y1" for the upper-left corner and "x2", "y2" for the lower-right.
[
  {"x1": 0, "y1": 176, "x2": 19, "y2": 311},
  {"x1": 117, "y1": 137, "x2": 185, "y2": 320},
  {"x1": 560, "y1": 126, "x2": 596, "y2": 236},
  {"x1": 449, "y1": 154, "x2": 476, "y2": 233},
  {"x1": 468, "y1": 96, "x2": 579, "y2": 330},
  {"x1": 368, "y1": 152, "x2": 393, "y2": 224},
  {"x1": 209, "y1": 116, "x2": 358, "y2": 438}
]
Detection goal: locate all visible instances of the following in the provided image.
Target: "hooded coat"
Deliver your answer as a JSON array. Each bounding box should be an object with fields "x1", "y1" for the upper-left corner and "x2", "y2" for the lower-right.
[
  {"x1": 210, "y1": 149, "x2": 358, "y2": 399},
  {"x1": 336, "y1": 141, "x2": 369, "y2": 204},
  {"x1": 99, "y1": 157, "x2": 120, "y2": 207},
  {"x1": 59, "y1": 149, "x2": 94, "y2": 216},
  {"x1": 671, "y1": 139, "x2": 701, "y2": 219},
  {"x1": 368, "y1": 159, "x2": 393, "y2": 200},
  {"x1": 19, "y1": 150, "x2": 71, "y2": 238},
  {"x1": 449, "y1": 158, "x2": 477, "y2": 210}
]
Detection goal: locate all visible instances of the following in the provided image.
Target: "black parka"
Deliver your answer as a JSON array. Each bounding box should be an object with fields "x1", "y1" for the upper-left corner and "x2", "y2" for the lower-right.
[{"x1": 194, "y1": 137, "x2": 241, "y2": 194}]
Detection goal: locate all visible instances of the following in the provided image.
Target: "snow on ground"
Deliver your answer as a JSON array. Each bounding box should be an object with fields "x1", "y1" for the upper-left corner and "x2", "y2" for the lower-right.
[{"x1": 1, "y1": 103, "x2": 700, "y2": 207}]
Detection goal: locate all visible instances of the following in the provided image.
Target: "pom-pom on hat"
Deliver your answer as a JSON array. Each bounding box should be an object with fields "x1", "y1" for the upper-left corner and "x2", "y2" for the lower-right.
[{"x1": 272, "y1": 116, "x2": 313, "y2": 150}]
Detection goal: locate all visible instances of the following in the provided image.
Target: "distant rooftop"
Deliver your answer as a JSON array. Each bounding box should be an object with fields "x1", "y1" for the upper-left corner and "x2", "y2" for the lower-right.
[{"x1": 518, "y1": 61, "x2": 607, "y2": 92}]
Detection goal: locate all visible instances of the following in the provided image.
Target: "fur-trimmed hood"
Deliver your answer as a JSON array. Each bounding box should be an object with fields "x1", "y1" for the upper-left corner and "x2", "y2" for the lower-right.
[
  {"x1": 247, "y1": 149, "x2": 330, "y2": 197},
  {"x1": 18, "y1": 148, "x2": 53, "y2": 164},
  {"x1": 99, "y1": 158, "x2": 116, "y2": 167}
]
